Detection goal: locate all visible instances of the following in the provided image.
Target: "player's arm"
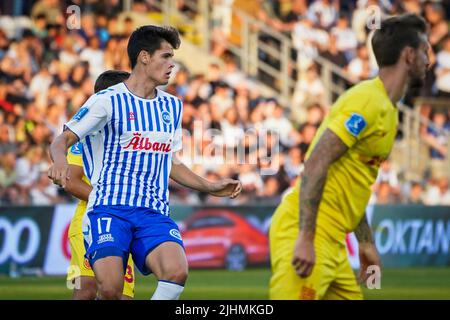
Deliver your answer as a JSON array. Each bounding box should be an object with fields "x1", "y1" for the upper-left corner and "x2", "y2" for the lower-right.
[
  {"x1": 49, "y1": 95, "x2": 109, "y2": 188},
  {"x1": 64, "y1": 164, "x2": 92, "y2": 201},
  {"x1": 170, "y1": 155, "x2": 242, "y2": 199},
  {"x1": 354, "y1": 214, "x2": 381, "y2": 285},
  {"x1": 48, "y1": 130, "x2": 79, "y2": 188},
  {"x1": 292, "y1": 128, "x2": 348, "y2": 278}
]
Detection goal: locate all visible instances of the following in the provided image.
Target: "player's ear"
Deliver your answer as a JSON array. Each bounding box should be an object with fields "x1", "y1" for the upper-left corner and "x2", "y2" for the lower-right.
[
  {"x1": 139, "y1": 50, "x2": 149, "y2": 65},
  {"x1": 403, "y1": 46, "x2": 416, "y2": 67}
]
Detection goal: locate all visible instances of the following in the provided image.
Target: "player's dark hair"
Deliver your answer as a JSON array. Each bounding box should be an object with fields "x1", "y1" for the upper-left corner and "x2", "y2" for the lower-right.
[
  {"x1": 372, "y1": 14, "x2": 427, "y2": 67},
  {"x1": 127, "y1": 25, "x2": 180, "y2": 69},
  {"x1": 94, "y1": 70, "x2": 130, "y2": 93}
]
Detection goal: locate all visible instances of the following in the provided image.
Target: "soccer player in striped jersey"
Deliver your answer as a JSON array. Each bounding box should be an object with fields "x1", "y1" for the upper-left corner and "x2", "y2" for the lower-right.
[
  {"x1": 49, "y1": 25, "x2": 242, "y2": 300},
  {"x1": 65, "y1": 70, "x2": 135, "y2": 300}
]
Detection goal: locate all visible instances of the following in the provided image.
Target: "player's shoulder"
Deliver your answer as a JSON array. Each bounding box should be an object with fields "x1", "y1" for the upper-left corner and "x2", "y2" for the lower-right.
[
  {"x1": 157, "y1": 89, "x2": 182, "y2": 105},
  {"x1": 79, "y1": 84, "x2": 122, "y2": 111},
  {"x1": 345, "y1": 77, "x2": 387, "y2": 105},
  {"x1": 94, "y1": 82, "x2": 124, "y2": 98}
]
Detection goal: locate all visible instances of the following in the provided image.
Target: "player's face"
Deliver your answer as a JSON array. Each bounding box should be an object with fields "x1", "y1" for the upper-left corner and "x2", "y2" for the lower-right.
[
  {"x1": 146, "y1": 40, "x2": 175, "y2": 86},
  {"x1": 408, "y1": 33, "x2": 431, "y2": 88}
]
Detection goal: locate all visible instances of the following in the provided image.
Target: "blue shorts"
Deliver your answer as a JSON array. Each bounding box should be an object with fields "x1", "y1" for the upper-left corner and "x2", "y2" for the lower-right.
[{"x1": 84, "y1": 205, "x2": 184, "y2": 275}]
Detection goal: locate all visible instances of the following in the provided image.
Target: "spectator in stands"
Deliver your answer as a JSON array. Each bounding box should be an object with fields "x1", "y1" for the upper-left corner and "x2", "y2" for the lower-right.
[
  {"x1": 30, "y1": 170, "x2": 61, "y2": 205},
  {"x1": 292, "y1": 18, "x2": 328, "y2": 71},
  {"x1": 402, "y1": 0, "x2": 421, "y2": 14},
  {"x1": 284, "y1": 146, "x2": 303, "y2": 179},
  {"x1": 298, "y1": 122, "x2": 317, "y2": 156},
  {"x1": 292, "y1": 63, "x2": 326, "y2": 122},
  {"x1": 31, "y1": 13, "x2": 47, "y2": 39},
  {"x1": 30, "y1": 0, "x2": 63, "y2": 25},
  {"x1": 28, "y1": 65, "x2": 52, "y2": 108},
  {"x1": 221, "y1": 106, "x2": 245, "y2": 149},
  {"x1": 0, "y1": 150, "x2": 18, "y2": 205},
  {"x1": 238, "y1": 163, "x2": 264, "y2": 201},
  {"x1": 15, "y1": 146, "x2": 45, "y2": 204},
  {"x1": 373, "y1": 181, "x2": 401, "y2": 204},
  {"x1": 347, "y1": 44, "x2": 374, "y2": 82},
  {"x1": 424, "y1": 111, "x2": 450, "y2": 159},
  {"x1": 223, "y1": 55, "x2": 247, "y2": 88},
  {"x1": 404, "y1": 181, "x2": 425, "y2": 204},
  {"x1": 376, "y1": 159, "x2": 401, "y2": 196},
  {"x1": 319, "y1": 34, "x2": 347, "y2": 68},
  {"x1": 304, "y1": 102, "x2": 326, "y2": 127},
  {"x1": 424, "y1": 2, "x2": 448, "y2": 52},
  {"x1": 307, "y1": 0, "x2": 339, "y2": 30},
  {"x1": 435, "y1": 35, "x2": 450, "y2": 97},
  {"x1": 210, "y1": 0, "x2": 233, "y2": 57},
  {"x1": 173, "y1": 67, "x2": 190, "y2": 98},
  {"x1": 330, "y1": 13, "x2": 358, "y2": 62},
  {"x1": 80, "y1": 36, "x2": 105, "y2": 79},
  {"x1": 282, "y1": 0, "x2": 308, "y2": 30},
  {"x1": 0, "y1": 115, "x2": 16, "y2": 153},
  {"x1": 257, "y1": 176, "x2": 282, "y2": 204},
  {"x1": 262, "y1": 100, "x2": 300, "y2": 149},
  {"x1": 424, "y1": 177, "x2": 450, "y2": 205},
  {"x1": 210, "y1": 81, "x2": 234, "y2": 117}
]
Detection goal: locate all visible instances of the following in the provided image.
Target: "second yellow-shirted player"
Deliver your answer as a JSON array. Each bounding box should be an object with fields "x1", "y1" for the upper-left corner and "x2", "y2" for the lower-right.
[
  {"x1": 66, "y1": 142, "x2": 135, "y2": 299},
  {"x1": 65, "y1": 70, "x2": 134, "y2": 300},
  {"x1": 270, "y1": 14, "x2": 431, "y2": 300}
]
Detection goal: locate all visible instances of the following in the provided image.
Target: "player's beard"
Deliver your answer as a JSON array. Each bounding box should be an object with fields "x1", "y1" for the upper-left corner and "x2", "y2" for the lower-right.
[
  {"x1": 407, "y1": 66, "x2": 426, "y2": 92},
  {"x1": 402, "y1": 65, "x2": 427, "y2": 103}
]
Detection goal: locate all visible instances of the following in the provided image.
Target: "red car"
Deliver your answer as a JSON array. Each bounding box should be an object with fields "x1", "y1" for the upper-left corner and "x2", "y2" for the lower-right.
[{"x1": 180, "y1": 209, "x2": 269, "y2": 270}]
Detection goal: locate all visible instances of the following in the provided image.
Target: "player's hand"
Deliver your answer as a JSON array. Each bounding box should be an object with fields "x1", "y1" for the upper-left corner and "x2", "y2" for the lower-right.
[
  {"x1": 48, "y1": 162, "x2": 70, "y2": 188},
  {"x1": 292, "y1": 232, "x2": 315, "y2": 278},
  {"x1": 358, "y1": 242, "x2": 381, "y2": 285},
  {"x1": 208, "y1": 179, "x2": 242, "y2": 199}
]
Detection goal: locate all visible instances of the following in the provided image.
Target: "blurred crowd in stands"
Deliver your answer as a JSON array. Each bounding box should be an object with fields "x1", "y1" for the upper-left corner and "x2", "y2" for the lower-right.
[{"x1": 0, "y1": 0, "x2": 449, "y2": 206}]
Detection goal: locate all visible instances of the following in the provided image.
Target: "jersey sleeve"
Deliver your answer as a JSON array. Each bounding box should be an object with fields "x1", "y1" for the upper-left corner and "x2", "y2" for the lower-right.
[
  {"x1": 66, "y1": 142, "x2": 83, "y2": 167},
  {"x1": 64, "y1": 94, "x2": 109, "y2": 141},
  {"x1": 327, "y1": 94, "x2": 380, "y2": 148},
  {"x1": 171, "y1": 98, "x2": 183, "y2": 152}
]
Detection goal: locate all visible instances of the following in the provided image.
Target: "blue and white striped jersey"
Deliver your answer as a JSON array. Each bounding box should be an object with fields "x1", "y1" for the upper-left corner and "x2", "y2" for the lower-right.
[{"x1": 65, "y1": 82, "x2": 183, "y2": 216}]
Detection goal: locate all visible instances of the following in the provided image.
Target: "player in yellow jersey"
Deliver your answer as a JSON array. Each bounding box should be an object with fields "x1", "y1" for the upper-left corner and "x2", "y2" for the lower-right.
[
  {"x1": 270, "y1": 14, "x2": 431, "y2": 300},
  {"x1": 65, "y1": 70, "x2": 134, "y2": 299}
]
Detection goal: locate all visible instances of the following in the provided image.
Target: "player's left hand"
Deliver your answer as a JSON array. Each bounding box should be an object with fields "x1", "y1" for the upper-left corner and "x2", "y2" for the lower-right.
[
  {"x1": 208, "y1": 179, "x2": 242, "y2": 199},
  {"x1": 358, "y1": 243, "x2": 382, "y2": 285}
]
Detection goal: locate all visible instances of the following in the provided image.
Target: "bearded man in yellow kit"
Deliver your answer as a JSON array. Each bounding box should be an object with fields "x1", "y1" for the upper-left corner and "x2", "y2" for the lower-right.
[{"x1": 270, "y1": 13, "x2": 431, "y2": 300}]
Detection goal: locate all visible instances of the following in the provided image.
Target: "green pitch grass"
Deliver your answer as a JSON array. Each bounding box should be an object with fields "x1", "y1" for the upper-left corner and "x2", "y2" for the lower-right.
[{"x1": 0, "y1": 268, "x2": 449, "y2": 300}]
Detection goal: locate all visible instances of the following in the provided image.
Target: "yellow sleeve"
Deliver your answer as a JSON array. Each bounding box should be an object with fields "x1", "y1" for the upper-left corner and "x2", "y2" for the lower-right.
[
  {"x1": 327, "y1": 93, "x2": 380, "y2": 148},
  {"x1": 67, "y1": 142, "x2": 83, "y2": 167}
]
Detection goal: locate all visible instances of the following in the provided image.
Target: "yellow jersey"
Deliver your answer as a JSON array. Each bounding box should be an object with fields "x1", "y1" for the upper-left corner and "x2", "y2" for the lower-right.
[
  {"x1": 282, "y1": 76, "x2": 398, "y2": 243},
  {"x1": 67, "y1": 142, "x2": 90, "y2": 237}
]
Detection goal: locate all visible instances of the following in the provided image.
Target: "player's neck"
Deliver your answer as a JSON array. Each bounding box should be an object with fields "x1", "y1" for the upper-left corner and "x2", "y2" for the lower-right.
[
  {"x1": 125, "y1": 72, "x2": 158, "y2": 99},
  {"x1": 378, "y1": 67, "x2": 408, "y2": 104}
]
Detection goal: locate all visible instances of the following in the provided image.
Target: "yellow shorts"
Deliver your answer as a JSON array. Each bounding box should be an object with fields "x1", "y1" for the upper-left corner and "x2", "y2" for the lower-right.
[
  {"x1": 67, "y1": 210, "x2": 135, "y2": 298},
  {"x1": 269, "y1": 203, "x2": 362, "y2": 300}
]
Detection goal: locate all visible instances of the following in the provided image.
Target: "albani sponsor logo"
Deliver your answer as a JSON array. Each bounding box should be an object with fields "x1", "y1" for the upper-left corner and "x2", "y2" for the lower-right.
[{"x1": 121, "y1": 132, "x2": 172, "y2": 153}]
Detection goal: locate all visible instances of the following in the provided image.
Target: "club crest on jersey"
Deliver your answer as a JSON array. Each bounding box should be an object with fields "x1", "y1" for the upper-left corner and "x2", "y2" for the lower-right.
[
  {"x1": 121, "y1": 132, "x2": 172, "y2": 153},
  {"x1": 169, "y1": 229, "x2": 182, "y2": 240},
  {"x1": 345, "y1": 113, "x2": 366, "y2": 137},
  {"x1": 128, "y1": 112, "x2": 135, "y2": 121},
  {"x1": 73, "y1": 107, "x2": 89, "y2": 121},
  {"x1": 70, "y1": 142, "x2": 82, "y2": 155},
  {"x1": 161, "y1": 111, "x2": 171, "y2": 125}
]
